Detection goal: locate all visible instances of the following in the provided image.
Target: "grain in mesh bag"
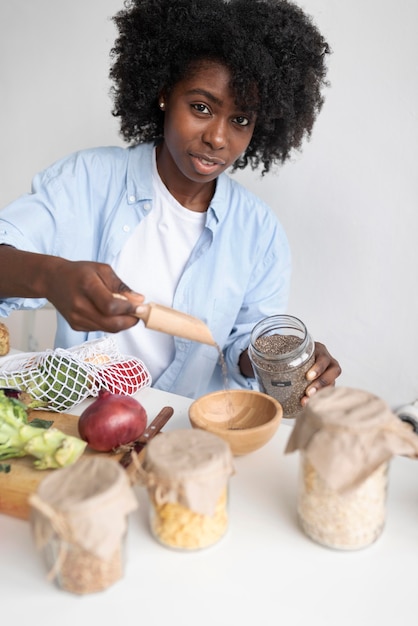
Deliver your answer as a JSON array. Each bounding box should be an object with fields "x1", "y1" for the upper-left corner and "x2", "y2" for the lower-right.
[{"x1": 0, "y1": 336, "x2": 151, "y2": 412}]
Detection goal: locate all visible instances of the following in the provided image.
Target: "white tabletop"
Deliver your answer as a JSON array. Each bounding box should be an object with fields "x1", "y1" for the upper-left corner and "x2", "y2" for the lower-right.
[{"x1": 1, "y1": 385, "x2": 417, "y2": 625}]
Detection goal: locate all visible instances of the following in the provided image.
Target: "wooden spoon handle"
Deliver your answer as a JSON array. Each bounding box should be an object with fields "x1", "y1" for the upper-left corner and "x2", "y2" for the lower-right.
[{"x1": 119, "y1": 406, "x2": 174, "y2": 468}]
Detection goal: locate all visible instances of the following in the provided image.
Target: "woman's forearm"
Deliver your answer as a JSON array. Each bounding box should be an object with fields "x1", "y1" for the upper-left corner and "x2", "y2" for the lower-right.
[{"x1": 0, "y1": 245, "x2": 62, "y2": 299}]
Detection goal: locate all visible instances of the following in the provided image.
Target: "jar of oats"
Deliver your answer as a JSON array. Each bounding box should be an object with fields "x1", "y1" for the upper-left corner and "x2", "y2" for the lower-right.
[
  {"x1": 137, "y1": 429, "x2": 234, "y2": 550},
  {"x1": 298, "y1": 453, "x2": 388, "y2": 550},
  {"x1": 29, "y1": 456, "x2": 138, "y2": 594},
  {"x1": 285, "y1": 386, "x2": 418, "y2": 550},
  {"x1": 248, "y1": 314, "x2": 314, "y2": 419}
]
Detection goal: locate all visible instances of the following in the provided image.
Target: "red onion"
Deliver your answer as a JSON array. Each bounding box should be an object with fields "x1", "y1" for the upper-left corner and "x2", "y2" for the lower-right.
[
  {"x1": 78, "y1": 389, "x2": 147, "y2": 452},
  {"x1": 0, "y1": 388, "x2": 21, "y2": 400}
]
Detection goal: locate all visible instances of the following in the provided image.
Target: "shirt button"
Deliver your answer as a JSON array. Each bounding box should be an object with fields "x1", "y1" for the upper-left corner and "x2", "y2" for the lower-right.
[
  {"x1": 123, "y1": 225, "x2": 130, "y2": 233},
  {"x1": 128, "y1": 195, "x2": 136, "y2": 203},
  {"x1": 144, "y1": 202, "x2": 151, "y2": 211}
]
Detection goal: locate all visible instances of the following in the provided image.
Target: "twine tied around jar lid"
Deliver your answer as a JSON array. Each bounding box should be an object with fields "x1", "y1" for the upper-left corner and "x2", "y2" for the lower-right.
[
  {"x1": 29, "y1": 456, "x2": 138, "y2": 565},
  {"x1": 132, "y1": 429, "x2": 234, "y2": 516},
  {"x1": 285, "y1": 386, "x2": 418, "y2": 493}
]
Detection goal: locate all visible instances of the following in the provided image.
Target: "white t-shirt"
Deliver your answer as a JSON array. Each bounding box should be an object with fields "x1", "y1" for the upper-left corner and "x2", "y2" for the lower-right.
[{"x1": 114, "y1": 149, "x2": 206, "y2": 381}]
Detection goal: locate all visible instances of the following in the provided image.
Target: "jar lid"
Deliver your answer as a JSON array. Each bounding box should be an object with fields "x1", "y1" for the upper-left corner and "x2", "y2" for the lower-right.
[
  {"x1": 29, "y1": 457, "x2": 138, "y2": 560},
  {"x1": 285, "y1": 386, "x2": 418, "y2": 492},
  {"x1": 249, "y1": 314, "x2": 312, "y2": 364},
  {"x1": 141, "y1": 429, "x2": 234, "y2": 516},
  {"x1": 296, "y1": 386, "x2": 395, "y2": 430},
  {"x1": 144, "y1": 428, "x2": 232, "y2": 478}
]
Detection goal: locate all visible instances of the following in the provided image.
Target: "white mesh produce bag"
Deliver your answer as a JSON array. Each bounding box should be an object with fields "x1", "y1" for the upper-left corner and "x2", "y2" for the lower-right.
[
  {"x1": 71, "y1": 337, "x2": 152, "y2": 396},
  {"x1": 0, "y1": 337, "x2": 152, "y2": 412}
]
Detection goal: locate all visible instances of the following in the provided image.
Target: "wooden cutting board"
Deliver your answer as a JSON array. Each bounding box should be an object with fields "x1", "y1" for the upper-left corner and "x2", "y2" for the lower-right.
[{"x1": 0, "y1": 410, "x2": 123, "y2": 521}]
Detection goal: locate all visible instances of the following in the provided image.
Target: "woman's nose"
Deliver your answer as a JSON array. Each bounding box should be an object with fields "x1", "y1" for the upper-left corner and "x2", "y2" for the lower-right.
[{"x1": 202, "y1": 118, "x2": 227, "y2": 150}]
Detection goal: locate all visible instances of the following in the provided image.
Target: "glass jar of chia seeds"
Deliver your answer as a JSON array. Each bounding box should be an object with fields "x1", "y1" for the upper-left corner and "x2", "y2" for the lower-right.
[{"x1": 248, "y1": 314, "x2": 315, "y2": 419}]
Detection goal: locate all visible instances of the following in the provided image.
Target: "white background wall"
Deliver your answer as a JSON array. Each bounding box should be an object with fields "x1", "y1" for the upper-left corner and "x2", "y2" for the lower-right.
[{"x1": 1, "y1": 0, "x2": 417, "y2": 410}]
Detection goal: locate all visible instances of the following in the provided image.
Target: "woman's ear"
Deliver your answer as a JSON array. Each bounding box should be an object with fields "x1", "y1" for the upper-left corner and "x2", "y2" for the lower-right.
[{"x1": 158, "y1": 89, "x2": 167, "y2": 111}]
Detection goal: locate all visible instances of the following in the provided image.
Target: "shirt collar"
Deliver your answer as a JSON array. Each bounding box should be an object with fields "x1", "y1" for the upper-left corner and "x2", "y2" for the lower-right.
[
  {"x1": 126, "y1": 141, "x2": 231, "y2": 223},
  {"x1": 126, "y1": 142, "x2": 155, "y2": 202},
  {"x1": 208, "y1": 172, "x2": 230, "y2": 224}
]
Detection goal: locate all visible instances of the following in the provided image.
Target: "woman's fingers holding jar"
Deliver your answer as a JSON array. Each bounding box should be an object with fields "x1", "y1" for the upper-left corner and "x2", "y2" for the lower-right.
[{"x1": 301, "y1": 342, "x2": 342, "y2": 406}]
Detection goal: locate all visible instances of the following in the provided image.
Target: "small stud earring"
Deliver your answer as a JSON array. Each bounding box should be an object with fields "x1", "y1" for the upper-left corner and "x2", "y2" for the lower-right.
[{"x1": 159, "y1": 102, "x2": 165, "y2": 110}]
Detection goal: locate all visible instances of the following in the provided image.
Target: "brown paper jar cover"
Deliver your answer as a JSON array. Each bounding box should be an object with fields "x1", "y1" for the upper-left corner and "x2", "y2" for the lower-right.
[
  {"x1": 29, "y1": 456, "x2": 138, "y2": 593},
  {"x1": 285, "y1": 386, "x2": 418, "y2": 493}
]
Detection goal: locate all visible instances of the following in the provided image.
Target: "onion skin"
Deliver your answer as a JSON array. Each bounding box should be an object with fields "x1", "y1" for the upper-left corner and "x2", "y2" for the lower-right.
[
  {"x1": 78, "y1": 389, "x2": 147, "y2": 452},
  {"x1": 0, "y1": 388, "x2": 21, "y2": 400}
]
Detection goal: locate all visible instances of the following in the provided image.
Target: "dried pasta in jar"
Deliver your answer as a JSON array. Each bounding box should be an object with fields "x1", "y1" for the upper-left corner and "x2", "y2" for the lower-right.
[
  {"x1": 137, "y1": 429, "x2": 234, "y2": 550},
  {"x1": 150, "y1": 487, "x2": 228, "y2": 549}
]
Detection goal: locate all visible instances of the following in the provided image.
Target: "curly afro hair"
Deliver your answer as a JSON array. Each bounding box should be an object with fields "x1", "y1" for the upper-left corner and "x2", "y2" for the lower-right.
[{"x1": 109, "y1": 0, "x2": 330, "y2": 174}]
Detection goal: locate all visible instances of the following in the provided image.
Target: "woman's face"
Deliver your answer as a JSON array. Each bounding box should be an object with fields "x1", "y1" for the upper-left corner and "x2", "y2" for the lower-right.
[{"x1": 157, "y1": 60, "x2": 256, "y2": 191}]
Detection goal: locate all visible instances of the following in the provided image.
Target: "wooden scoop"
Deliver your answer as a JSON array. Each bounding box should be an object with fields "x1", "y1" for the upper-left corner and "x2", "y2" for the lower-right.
[
  {"x1": 135, "y1": 302, "x2": 216, "y2": 345},
  {"x1": 119, "y1": 406, "x2": 174, "y2": 469},
  {"x1": 113, "y1": 294, "x2": 216, "y2": 345}
]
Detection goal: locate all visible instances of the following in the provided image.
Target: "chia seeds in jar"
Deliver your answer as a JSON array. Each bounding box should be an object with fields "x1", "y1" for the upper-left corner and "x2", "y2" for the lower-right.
[{"x1": 248, "y1": 315, "x2": 314, "y2": 419}]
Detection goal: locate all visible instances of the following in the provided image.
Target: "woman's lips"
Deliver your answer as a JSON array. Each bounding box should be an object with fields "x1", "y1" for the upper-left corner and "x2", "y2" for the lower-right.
[{"x1": 190, "y1": 153, "x2": 226, "y2": 174}]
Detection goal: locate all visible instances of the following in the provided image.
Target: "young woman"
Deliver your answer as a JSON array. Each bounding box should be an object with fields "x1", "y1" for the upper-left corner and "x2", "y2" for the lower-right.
[{"x1": 0, "y1": 0, "x2": 341, "y2": 400}]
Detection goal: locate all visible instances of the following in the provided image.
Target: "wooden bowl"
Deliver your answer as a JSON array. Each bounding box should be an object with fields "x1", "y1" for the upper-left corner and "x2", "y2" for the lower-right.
[{"x1": 188, "y1": 389, "x2": 283, "y2": 456}]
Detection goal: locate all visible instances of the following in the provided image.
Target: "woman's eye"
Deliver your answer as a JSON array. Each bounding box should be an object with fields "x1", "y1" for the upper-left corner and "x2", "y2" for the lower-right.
[
  {"x1": 234, "y1": 116, "x2": 250, "y2": 127},
  {"x1": 192, "y1": 103, "x2": 210, "y2": 114}
]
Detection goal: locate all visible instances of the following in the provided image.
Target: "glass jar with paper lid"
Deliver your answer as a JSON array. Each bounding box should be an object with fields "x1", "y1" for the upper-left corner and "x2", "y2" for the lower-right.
[
  {"x1": 285, "y1": 386, "x2": 418, "y2": 550},
  {"x1": 29, "y1": 456, "x2": 138, "y2": 594},
  {"x1": 136, "y1": 428, "x2": 234, "y2": 550}
]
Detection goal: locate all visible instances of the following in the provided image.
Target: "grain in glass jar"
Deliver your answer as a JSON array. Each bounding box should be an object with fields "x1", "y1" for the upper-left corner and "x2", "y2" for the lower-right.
[
  {"x1": 137, "y1": 429, "x2": 234, "y2": 550},
  {"x1": 29, "y1": 456, "x2": 138, "y2": 594},
  {"x1": 298, "y1": 454, "x2": 388, "y2": 550},
  {"x1": 285, "y1": 386, "x2": 418, "y2": 550},
  {"x1": 248, "y1": 314, "x2": 314, "y2": 419}
]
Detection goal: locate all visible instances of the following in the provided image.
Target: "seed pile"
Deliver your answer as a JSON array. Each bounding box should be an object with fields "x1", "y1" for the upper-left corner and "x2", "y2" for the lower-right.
[
  {"x1": 254, "y1": 334, "x2": 302, "y2": 355},
  {"x1": 47, "y1": 541, "x2": 124, "y2": 594}
]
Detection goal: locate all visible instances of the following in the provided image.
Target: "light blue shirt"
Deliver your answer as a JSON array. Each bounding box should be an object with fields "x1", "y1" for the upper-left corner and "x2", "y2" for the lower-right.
[{"x1": 0, "y1": 143, "x2": 291, "y2": 398}]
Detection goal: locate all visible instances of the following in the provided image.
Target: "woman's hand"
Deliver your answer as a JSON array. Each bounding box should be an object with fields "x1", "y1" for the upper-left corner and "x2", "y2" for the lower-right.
[
  {"x1": 240, "y1": 341, "x2": 341, "y2": 408},
  {"x1": 0, "y1": 246, "x2": 144, "y2": 333},
  {"x1": 46, "y1": 259, "x2": 145, "y2": 333},
  {"x1": 302, "y1": 341, "x2": 342, "y2": 406}
]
